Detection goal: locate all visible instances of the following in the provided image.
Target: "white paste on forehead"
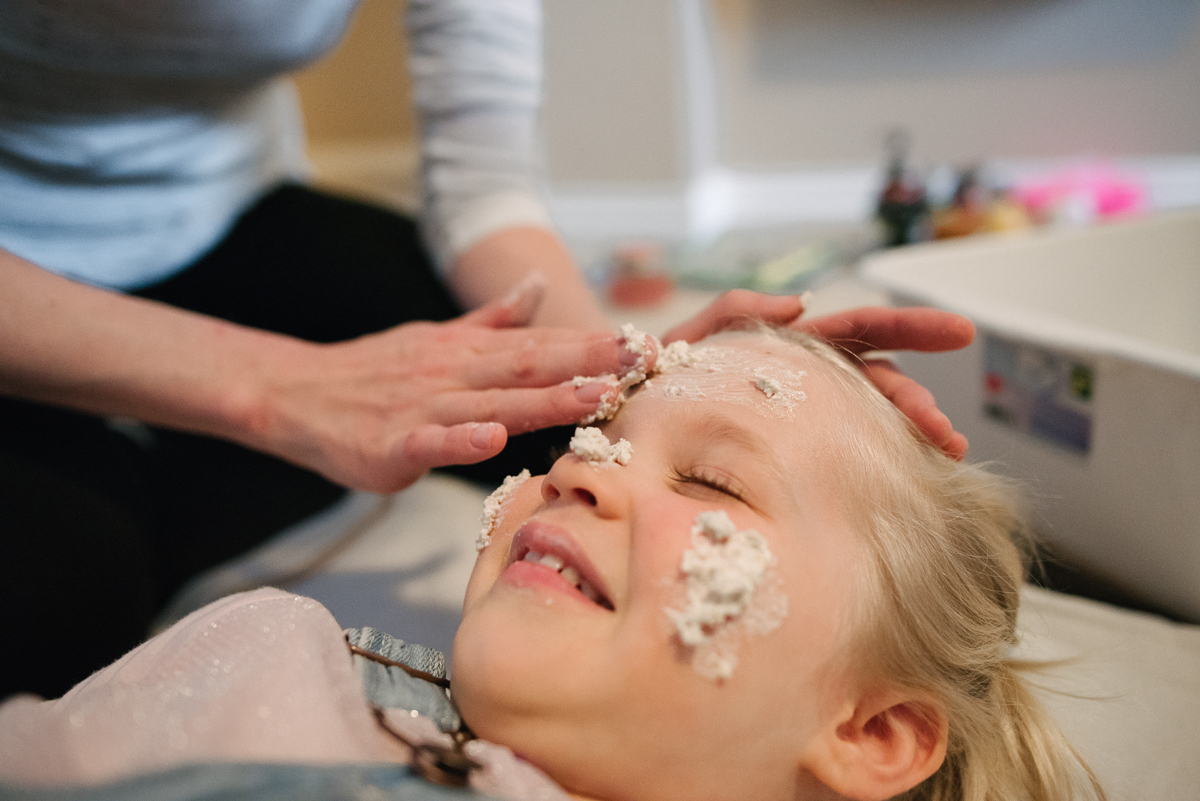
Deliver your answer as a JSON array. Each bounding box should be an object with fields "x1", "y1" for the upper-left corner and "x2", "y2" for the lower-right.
[
  {"x1": 574, "y1": 327, "x2": 808, "y2": 425},
  {"x1": 569, "y1": 426, "x2": 633, "y2": 466},
  {"x1": 755, "y1": 375, "x2": 782, "y2": 398},
  {"x1": 646, "y1": 343, "x2": 808, "y2": 419},
  {"x1": 666, "y1": 510, "x2": 787, "y2": 680},
  {"x1": 477, "y1": 470, "x2": 532, "y2": 552},
  {"x1": 657, "y1": 339, "x2": 698, "y2": 371}
]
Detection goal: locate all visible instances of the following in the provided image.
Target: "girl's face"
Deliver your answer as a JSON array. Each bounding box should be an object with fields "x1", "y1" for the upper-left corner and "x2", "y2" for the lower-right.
[{"x1": 452, "y1": 333, "x2": 867, "y2": 801}]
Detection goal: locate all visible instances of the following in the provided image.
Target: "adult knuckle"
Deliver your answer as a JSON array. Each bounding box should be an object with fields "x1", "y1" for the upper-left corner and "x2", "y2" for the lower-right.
[
  {"x1": 473, "y1": 391, "x2": 501, "y2": 422},
  {"x1": 509, "y1": 346, "x2": 541, "y2": 381}
]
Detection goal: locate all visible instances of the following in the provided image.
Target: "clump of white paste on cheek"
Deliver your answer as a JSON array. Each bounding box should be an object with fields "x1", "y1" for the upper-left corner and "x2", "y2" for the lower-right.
[
  {"x1": 477, "y1": 470, "x2": 532, "y2": 552},
  {"x1": 569, "y1": 426, "x2": 633, "y2": 466},
  {"x1": 667, "y1": 510, "x2": 787, "y2": 680},
  {"x1": 575, "y1": 324, "x2": 660, "y2": 424}
]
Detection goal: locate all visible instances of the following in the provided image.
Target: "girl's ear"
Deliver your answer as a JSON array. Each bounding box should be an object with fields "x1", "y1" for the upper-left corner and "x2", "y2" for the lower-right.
[{"x1": 805, "y1": 689, "x2": 948, "y2": 801}]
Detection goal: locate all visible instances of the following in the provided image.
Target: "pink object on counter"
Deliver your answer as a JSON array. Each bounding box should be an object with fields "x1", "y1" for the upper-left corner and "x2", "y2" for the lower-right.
[{"x1": 1013, "y1": 162, "x2": 1147, "y2": 223}]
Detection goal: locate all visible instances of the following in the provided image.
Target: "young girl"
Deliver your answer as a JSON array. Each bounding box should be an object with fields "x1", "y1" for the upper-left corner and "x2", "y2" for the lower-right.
[{"x1": 0, "y1": 326, "x2": 1102, "y2": 801}]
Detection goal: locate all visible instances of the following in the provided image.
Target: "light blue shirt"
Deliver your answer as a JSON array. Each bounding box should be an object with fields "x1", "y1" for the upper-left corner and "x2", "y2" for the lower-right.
[
  {"x1": 0, "y1": 0, "x2": 358, "y2": 289},
  {"x1": 0, "y1": 0, "x2": 553, "y2": 290}
]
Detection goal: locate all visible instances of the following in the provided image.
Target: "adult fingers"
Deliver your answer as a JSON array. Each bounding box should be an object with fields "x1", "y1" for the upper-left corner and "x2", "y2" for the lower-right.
[
  {"x1": 800, "y1": 307, "x2": 975, "y2": 355},
  {"x1": 426, "y1": 319, "x2": 609, "y2": 356},
  {"x1": 942, "y1": 432, "x2": 969, "y2": 462},
  {"x1": 661, "y1": 290, "x2": 807, "y2": 344},
  {"x1": 458, "y1": 272, "x2": 548, "y2": 329},
  {"x1": 464, "y1": 332, "x2": 654, "y2": 390},
  {"x1": 399, "y1": 422, "x2": 509, "y2": 475},
  {"x1": 858, "y1": 359, "x2": 966, "y2": 460},
  {"x1": 430, "y1": 380, "x2": 619, "y2": 435}
]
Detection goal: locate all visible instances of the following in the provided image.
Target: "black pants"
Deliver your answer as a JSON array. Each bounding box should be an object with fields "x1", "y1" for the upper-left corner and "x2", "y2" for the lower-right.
[{"x1": 0, "y1": 185, "x2": 569, "y2": 700}]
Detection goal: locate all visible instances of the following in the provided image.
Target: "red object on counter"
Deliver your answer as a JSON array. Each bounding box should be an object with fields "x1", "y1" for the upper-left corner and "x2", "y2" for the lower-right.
[
  {"x1": 606, "y1": 242, "x2": 674, "y2": 308},
  {"x1": 608, "y1": 273, "x2": 674, "y2": 308}
]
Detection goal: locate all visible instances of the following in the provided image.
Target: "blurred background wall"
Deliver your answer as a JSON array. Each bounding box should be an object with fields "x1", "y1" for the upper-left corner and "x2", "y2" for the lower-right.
[
  {"x1": 292, "y1": 0, "x2": 1200, "y2": 238},
  {"x1": 712, "y1": 0, "x2": 1200, "y2": 169},
  {"x1": 293, "y1": 0, "x2": 420, "y2": 211}
]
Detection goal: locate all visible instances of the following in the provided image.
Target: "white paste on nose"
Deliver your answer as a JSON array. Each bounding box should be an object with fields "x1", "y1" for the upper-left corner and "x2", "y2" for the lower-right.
[
  {"x1": 667, "y1": 510, "x2": 787, "y2": 680},
  {"x1": 569, "y1": 427, "x2": 633, "y2": 466},
  {"x1": 477, "y1": 470, "x2": 532, "y2": 552}
]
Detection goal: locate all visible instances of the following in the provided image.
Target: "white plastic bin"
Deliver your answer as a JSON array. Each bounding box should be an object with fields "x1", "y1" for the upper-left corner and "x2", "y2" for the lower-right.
[{"x1": 861, "y1": 211, "x2": 1200, "y2": 620}]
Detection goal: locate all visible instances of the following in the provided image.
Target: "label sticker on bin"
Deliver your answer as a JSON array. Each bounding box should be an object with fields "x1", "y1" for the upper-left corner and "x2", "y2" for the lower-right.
[{"x1": 982, "y1": 335, "x2": 1094, "y2": 454}]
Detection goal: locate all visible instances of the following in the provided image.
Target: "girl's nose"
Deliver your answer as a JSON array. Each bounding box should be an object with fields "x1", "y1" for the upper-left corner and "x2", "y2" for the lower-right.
[{"x1": 540, "y1": 453, "x2": 623, "y2": 518}]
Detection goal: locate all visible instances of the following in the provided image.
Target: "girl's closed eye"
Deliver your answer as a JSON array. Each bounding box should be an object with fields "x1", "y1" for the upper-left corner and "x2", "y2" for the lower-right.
[{"x1": 670, "y1": 467, "x2": 747, "y2": 503}]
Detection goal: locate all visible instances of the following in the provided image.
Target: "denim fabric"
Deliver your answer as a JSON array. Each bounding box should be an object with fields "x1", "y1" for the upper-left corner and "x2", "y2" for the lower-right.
[
  {"x1": 0, "y1": 762, "x2": 489, "y2": 800},
  {"x1": 343, "y1": 627, "x2": 461, "y2": 733}
]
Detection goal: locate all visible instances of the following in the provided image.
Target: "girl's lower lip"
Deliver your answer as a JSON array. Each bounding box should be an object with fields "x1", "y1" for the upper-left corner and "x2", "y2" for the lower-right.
[{"x1": 499, "y1": 559, "x2": 599, "y2": 608}]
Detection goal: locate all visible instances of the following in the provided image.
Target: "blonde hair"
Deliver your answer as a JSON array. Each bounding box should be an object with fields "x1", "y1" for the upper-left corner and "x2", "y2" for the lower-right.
[{"x1": 757, "y1": 326, "x2": 1105, "y2": 801}]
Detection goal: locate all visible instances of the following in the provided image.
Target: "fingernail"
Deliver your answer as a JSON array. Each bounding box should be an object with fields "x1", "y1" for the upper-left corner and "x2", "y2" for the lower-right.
[
  {"x1": 618, "y1": 329, "x2": 658, "y2": 367},
  {"x1": 797, "y1": 290, "x2": 814, "y2": 310},
  {"x1": 471, "y1": 423, "x2": 497, "y2": 449},
  {"x1": 574, "y1": 380, "x2": 614, "y2": 403},
  {"x1": 500, "y1": 272, "x2": 548, "y2": 308}
]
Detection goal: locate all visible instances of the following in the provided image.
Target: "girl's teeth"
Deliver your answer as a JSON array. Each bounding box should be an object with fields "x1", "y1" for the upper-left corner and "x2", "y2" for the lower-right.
[
  {"x1": 539, "y1": 553, "x2": 565, "y2": 570},
  {"x1": 580, "y1": 583, "x2": 604, "y2": 604},
  {"x1": 560, "y1": 566, "x2": 581, "y2": 586},
  {"x1": 524, "y1": 551, "x2": 543, "y2": 563}
]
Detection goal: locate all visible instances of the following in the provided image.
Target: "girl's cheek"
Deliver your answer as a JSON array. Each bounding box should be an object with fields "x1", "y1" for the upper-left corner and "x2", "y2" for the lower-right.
[{"x1": 463, "y1": 477, "x2": 548, "y2": 611}]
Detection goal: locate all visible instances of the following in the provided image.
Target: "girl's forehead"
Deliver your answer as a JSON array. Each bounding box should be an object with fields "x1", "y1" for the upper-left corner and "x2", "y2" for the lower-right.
[{"x1": 635, "y1": 331, "x2": 823, "y2": 423}]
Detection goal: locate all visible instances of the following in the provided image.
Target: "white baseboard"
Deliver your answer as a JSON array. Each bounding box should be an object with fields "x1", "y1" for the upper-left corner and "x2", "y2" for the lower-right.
[{"x1": 549, "y1": 155, "x2": 1200, "y2": 243}]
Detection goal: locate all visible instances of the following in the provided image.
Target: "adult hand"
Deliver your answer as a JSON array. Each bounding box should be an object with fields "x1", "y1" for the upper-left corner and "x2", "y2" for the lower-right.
[
  {"x1": 243, "y1": 277, "x2": 648, "y2": 493},
  {"x1": 659, "y1": 290, "x2": 974, "y2": 460},
  {"x1": 797, "y1": 306, "x2": 974, "y2": 460},
  {"x1": 1, "y1": 253, "x2": 648, "y2": 497}
]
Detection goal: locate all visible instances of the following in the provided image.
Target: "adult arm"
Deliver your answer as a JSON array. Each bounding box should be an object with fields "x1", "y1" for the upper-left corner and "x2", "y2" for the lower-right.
[
  {"x1": 0, "y1": 251, "x2": 636, "y2": 492},
  {"x1": 449, "y1": 226, "x2": 609, "y2": 330},
  {"x1": 405, "y1": 0, "x2": 610, "y2": 331}
]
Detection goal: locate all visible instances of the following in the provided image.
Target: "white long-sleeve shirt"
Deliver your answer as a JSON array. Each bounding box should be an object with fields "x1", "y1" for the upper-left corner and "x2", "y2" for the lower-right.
[{"x1": 0, "y1": 0, "x2": 553, "y2": 289}]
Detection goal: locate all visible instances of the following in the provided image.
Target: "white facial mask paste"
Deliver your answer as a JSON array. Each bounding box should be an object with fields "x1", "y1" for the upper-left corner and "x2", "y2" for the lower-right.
[
  {"x1": 645, "y1": 339, "x2": 808, "y2": 419},
  {"x1": 569, "y1": 426, "x2": 633, "y2": 466},
  {"x1": 667, "y1": 510, "x2": 787, "y2": 680},
  {"x1": 477, "y1": 469, "x2": 532, "y2": 551},
  {"x1": 656, "y1": 339, "x2": 699, "y2": 371},
  {"x1": 755, "y1": 374, "x2": 783, "y2": 398},
  {"x1": 575, "y1": 324, "x2": 659, "y2": 424}
]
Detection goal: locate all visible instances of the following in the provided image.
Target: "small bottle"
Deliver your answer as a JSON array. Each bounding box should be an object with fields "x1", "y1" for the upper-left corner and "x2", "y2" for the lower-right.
[{"x1": 875, "y1": 130, "x2": 929, "y2": 247}]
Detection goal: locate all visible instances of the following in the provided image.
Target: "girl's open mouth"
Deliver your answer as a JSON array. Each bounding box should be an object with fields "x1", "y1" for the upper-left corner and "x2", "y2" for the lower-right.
[{"x1": 505, "y1": 521, "x2": 615, "y2": 611}]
